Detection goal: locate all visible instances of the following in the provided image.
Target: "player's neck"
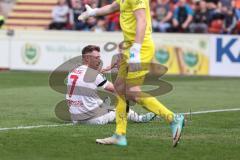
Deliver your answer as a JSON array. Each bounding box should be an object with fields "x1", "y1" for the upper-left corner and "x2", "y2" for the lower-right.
[{"x1": 82, "y1": 64, "x2": 96, "y2": 71}]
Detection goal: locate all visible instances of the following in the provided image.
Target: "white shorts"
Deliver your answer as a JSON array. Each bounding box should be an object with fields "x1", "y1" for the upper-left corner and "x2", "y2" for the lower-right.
[{"x1": 71, "y1": 111, "x2": 116, "y2": 125}]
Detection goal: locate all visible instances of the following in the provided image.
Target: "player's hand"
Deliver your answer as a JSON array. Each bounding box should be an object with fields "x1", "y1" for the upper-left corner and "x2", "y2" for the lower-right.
[
  {"x1": 78, "y1": 5, "x2": 98, "y2": 21},
  {"x1": 128, "y1": 43, "x2": 142, "y2": 72}
]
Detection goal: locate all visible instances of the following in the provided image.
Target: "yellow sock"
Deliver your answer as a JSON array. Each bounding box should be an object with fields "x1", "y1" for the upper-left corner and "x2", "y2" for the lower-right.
[
  {"x1": 115, "y1": 95, "x2": 128, "y2": 135},
  {"x1": 137, "y1": 92, "x2": 174, "y2": 123}
]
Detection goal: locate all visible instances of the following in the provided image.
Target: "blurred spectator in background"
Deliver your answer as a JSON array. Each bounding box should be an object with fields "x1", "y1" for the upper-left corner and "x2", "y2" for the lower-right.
[
  {"x1": 85, "y1": 17, "x2": 97, "y2": 31},
  {"x1": 205, "y1": 0, "x2": 218, "y2": 23},
  {"x1": 49, "y1": 0, "x2": 70, "y2": 30},
  {"x1": 205, "y1": 0, "x2": 220, "y2": 9},
  {"x1": 235, "y1": 20, "x2": 240, "y2": 34},
  {"x1": 172, "y1": 0, "x2": 193, "y2": 32},
  {"x1": 233, "y1": 0, "x2": 240, "y2": 33},
  {"x1": 106, "y1": 12, "x2": 120, "y2": 31},
  {"x1": 222, "y1": 7, "x2": 237, "y2": 34},
  {"x1": 233, "y1": 0, "x2": 240, "y2": 20},
  {"x1": 46, "y1": 0, "x2": 240, "y2": 34},
  {"x1": 206, "y1": 0, "x2": 225, "y2": 33},
  {"x1": 66, "y1": 0, "x2": 72, "y2": 8},
  {"x1": 218, "y1": 0, "x2": 233, "y2": 11},
  {"x1": 92, "y1": 18, "x2": 106, "y2": 32},
  {"x1": 97, "y1": 0, "x2": 114, "y2": 7},
  {"x1": 152, "y1": 0, "x2": 173, "y2": 32},
  {"x1": 189, "y1": 0, "x2": 208, "y2": 33},
  {"x1": 172, "y1": 0, "x2": 179, "y2": 5},
  {"x1": 218, "y1": 0, "x2": 236, "y2": 33},
  {"x1": 71, "y1": 0, "x2": 86, "y2": 30}
]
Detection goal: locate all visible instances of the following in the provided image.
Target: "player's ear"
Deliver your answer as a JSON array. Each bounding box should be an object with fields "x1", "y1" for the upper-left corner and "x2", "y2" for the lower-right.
[{"x1": 83, "y1": 55, "x2": 89, "y2": 63}]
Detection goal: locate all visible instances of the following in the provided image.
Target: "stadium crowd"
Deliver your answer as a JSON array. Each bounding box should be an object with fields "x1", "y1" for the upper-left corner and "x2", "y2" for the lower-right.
[{"x1": 49, "y1": 0, "x2": 240, "y2": 34}]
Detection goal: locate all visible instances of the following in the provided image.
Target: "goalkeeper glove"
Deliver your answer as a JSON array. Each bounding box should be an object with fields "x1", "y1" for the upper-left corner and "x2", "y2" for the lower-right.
[{"x1": 78, "y1": 5, "x2": 98, "y2": 21}]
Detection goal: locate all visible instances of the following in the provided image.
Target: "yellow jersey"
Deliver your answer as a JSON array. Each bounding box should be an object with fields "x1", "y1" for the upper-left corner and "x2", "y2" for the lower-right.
[{"x1": 115, "y1": 0, "x2": 152, "y2": 43}]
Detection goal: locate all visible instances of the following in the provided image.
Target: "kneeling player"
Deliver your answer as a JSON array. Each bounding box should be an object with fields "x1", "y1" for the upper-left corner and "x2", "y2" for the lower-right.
[{"x1": 66, "y1": 45, "x2": 155, "y2": 125}]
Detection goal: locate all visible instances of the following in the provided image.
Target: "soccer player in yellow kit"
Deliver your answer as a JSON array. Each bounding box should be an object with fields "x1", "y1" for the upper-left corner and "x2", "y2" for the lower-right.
[{"x1": 79, "y1": 0, "x2": 185, "y2": 147}]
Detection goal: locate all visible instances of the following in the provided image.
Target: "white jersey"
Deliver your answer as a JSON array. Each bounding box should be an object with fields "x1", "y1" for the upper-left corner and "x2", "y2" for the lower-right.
[{"x1": 66, "y1": 65, "x2": 109, "y2": 115}]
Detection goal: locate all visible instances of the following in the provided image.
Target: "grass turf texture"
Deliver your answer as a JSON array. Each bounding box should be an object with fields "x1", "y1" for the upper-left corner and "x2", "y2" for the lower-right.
[{"x1": 0, "y1": 71, "x2": 239, "y2": 160}]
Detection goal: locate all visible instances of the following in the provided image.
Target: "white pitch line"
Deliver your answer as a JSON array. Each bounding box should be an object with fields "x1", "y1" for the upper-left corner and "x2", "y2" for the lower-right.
[
  {"x1": 183, "y1": 108, "x2": 240, "y2": 115},
  {"x1": 0, "y1": 108, "x2": 240, "y2": 132},
  {"x1": 0, "y1": 123, "x2": 73, "y2": 132}
]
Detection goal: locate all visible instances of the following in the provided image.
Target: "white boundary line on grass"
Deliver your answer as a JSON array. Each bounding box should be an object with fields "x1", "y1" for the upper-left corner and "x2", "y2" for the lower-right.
[
  {"x1": 0, "y1": 108, "x2": 240, "y2": 132},
  {"x1": 183, "y1": 108, "x2": 240, "y2": 115},
  {"x1": 0, "y1": 123, "x2": 73, "y2": 131}
]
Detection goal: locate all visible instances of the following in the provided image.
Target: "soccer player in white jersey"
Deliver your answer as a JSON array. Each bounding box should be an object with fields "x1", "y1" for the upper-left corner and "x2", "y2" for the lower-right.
[{"x1": 66, "y1": 45, "x2": 155, "y2": 125}]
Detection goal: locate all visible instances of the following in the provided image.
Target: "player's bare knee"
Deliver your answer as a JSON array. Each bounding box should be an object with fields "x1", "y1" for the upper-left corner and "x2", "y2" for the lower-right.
[
  {"x1": 126, "y1": 86, "x2": 142, "y2": 102},
  {"x1": 114, "y1": 78, "x2": 126, "y2": 95}
]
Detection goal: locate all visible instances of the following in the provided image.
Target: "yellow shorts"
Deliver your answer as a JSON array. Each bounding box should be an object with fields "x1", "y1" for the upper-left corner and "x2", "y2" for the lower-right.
[{"x1": 118, "y1": 40, "x2": 155, "y2": 86}]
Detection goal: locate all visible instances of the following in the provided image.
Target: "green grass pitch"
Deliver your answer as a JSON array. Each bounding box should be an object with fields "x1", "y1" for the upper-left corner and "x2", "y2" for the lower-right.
[{"x1": 0, "y1": 71, "x2": 239, "y2": 160}]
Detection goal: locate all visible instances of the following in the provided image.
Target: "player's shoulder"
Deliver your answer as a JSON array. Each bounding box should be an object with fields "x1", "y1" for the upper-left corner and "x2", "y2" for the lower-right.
[
  {"x1": 70, "y1": 65, "x2": 86, "y2": 74},
  {"x1": 96, "y1": 72, "x2": 107, "y2": 80},
  {"x1": 125, "y1": 0, "x2": 147, "y2": 2},
  {"x1": 125, "y1": 0, "x2": 147, "y2": 9},
  {"x1": 126, "y1": 0, "x2": 147, "y2": 4}
]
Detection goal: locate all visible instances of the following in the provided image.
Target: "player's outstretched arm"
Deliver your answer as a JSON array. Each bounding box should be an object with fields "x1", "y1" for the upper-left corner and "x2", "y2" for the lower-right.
[
  {"x1": 134, "y1": 9, "x2": 147, "y2": 45},
  {"x1": 100, "y1": 64, "x2": 115, "y2": 74},
  {"x1": 128, "y1": 9, "x2": 147, "y2": 67},
  {"x1": 101, "y1": 58, "x2": 119, "y2": 74},
  {"x1": 78, "y1": 2, "x2": 120, "y2": 21}
]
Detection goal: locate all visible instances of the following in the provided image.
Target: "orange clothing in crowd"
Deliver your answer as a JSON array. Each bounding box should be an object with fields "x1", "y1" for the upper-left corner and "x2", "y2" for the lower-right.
[{"x1": 235, "y1": 0, "x2": 240, "y2": 8}]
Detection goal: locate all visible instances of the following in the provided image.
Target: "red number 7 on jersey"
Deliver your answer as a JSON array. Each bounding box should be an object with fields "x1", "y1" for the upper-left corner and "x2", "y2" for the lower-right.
[{"x1": 69, "y1": 75, "x2": 79, "y2": 98}]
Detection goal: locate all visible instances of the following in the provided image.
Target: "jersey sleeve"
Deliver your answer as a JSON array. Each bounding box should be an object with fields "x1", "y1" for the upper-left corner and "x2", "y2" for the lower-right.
[
  {"x1": 129, "y1": 0, "x2": 146, "y2": 11},
  {"x1": 95, "y1": 74, "x2": 108, "y2": 89}
]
